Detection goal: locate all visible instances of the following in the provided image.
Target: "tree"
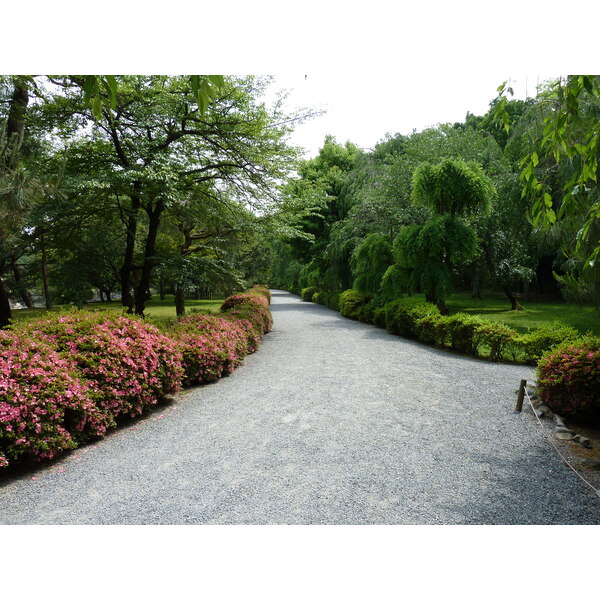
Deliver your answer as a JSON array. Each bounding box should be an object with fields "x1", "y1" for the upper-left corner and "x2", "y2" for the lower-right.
[
  {"x1": 494, "y1": 76, "x2": 600, "y2": 276},
  {"x1": 37, "y1": 75, "x2": 304, "y2": 315},
  {"x1": 393, "y1": 158, "x2": 496, "y2": 313}
]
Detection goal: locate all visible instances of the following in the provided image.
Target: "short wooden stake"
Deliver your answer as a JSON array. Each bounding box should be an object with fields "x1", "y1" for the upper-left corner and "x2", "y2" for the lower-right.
[{"x1": 515, "y1": 379, "x2": 527, "y2": 412}]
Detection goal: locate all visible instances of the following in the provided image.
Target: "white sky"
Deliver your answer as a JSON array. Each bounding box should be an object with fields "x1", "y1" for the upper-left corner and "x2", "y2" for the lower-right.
[{"x1": 268, "y1": 72, "x2": 558, "y2": 158}]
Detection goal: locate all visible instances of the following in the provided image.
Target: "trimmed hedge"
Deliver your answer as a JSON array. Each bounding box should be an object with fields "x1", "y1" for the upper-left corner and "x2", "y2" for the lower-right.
[
  {"x1": 313, "y1": 291, "x2": 329, "y2": 305},
  {"x1": 0, "y1": 287, "x2": 272, "y2": 470},
  {"x1": 339, "y1": 290, "x2": 370, "y2": 321},
  {"x1": 301, "y1": 286, "x2": 321, "y2": 302}
]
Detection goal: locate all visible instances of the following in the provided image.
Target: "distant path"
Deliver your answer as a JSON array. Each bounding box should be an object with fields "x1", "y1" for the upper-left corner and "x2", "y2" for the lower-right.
[{"x1": 1, "y1": 290, "x2": 599, "y2": 524}]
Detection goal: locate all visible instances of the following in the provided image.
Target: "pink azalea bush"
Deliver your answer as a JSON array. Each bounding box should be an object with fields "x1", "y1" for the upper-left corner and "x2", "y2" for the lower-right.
[
  {"x1": 171, "y1": 314, "x2": 252, "y2": 386},
  {"x1": 13, "y1": 312, "x2": 183, "y2": 428},
  {"x1": 0, "y1": 330, "x2": 99, "y2": 468},
  {"x1": 220, "y1": 291, "x2": 269, "y2": 312},
  {"x1": 536, "y1": 336, "x2": 600, "y2": 421},
  {"x1": 251, "y1": 284, "x2": 271, "y2": 303}
]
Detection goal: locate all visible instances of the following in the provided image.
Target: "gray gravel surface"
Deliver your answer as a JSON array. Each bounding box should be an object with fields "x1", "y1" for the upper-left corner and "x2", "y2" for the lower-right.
[{"x1": 1, "y1": 290, "x2": 599, "y2": 524}]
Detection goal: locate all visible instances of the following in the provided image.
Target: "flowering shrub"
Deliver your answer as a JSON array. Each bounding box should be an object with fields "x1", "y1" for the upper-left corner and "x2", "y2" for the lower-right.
[
  {"x1": 536, "y1": 336, "x2": 600, "y2": 420},
  {"x1": 220, "y1": 292, "x2": 269, "y2": 312},
  {"x1": 13, "y1": 312, "x2": 183, "y2": 427},
  {"x1": 0, "y1": 331, "x2": 99, "y2": 468},
  {"x1": 171, "y1": 314, "x2": 252, "y2": 386},
  {"x1": 251, "y1": 285, "x2": 271, "y2": 303},
  {"x1": 222, "y1": 305, "x2": 273, "y2": 336}
]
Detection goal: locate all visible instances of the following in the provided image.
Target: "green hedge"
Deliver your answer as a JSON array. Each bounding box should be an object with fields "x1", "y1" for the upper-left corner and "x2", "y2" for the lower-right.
[
  {"x1": 301, "y1": 286, "x2": 321, "y2": 302},
  {"x1": 339, "y1": 290, "x2": 370, "y2": 321}
]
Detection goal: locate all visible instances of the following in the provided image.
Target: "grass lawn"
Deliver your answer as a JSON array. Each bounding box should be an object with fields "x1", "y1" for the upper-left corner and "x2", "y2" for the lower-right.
[
  {"x1": 8, "y1": 295, "x2": 224, "y2": 328},
  {"x1": 446, "y1": 291, "x2": 600, "y2": 336}
]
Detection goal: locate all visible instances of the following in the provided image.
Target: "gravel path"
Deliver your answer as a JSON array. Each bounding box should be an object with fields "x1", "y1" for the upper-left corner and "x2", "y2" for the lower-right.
[{"x1": 1, "y1": 290, "x2": 599, "y2": 524}]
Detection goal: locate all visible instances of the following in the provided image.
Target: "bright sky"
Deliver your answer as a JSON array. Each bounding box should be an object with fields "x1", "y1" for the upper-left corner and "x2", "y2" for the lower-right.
[{"x1": 268, "y1": 72, "x2": 558, "y2": 158}]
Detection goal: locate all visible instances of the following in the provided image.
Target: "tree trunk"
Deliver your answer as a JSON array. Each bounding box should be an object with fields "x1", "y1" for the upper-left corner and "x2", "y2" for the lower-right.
[
  {"x1": 40, "y1": 230, "x2": 52, "y2": 309},
  {"x1": 471, "y1": 270, "x2": 481, "y2": 300},
  {"x1": 10, "y1": 253, "x2": 34, "y2": 308},
  {"x1": 175, "y1": 285, "x2": 185, "y2": 316},
  {"x1": 0, "y1": 275, "x2": 12, "y2": 328},
  {"x1": 503, "y1": 286, "x2": 523, "y2": 311},
  {"x1": 4, "y1": 79, "x2": 29, "y2": 170},
  {"x1": 120, "y1": 190, "x2": 141, "y2": 312},
  {"x1": 436, "y1": 299, "x2": 450, "y2": 316},
  {"x1": 159, "y1": 275, "x2": 166, "y2": 301},
  {"x1": 134, "y1": 202, "x2": 163, "y2": 316}
]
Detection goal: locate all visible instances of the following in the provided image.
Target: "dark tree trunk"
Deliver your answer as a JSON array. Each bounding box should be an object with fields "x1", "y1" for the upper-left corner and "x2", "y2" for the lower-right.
[
  {"x1": 4, "y1": 79, "x2": 29, "y2": 169},
  {"x1": 98, "y1": 289, "x2": 105, "y2": 302},
  {"x1": 120, "y1": 190, "x2": 141, "y2": 312},
  {"x1": 471, "y1": 271, "x2": 481, "y2": 300},
  {"x1": 0, "y1": 275, "x2": 12, "y2": 328},
  {"x1": 10, "y1": 253, "x2": 34, "y2": 308},
  {"x1": 159, "y1": 275, "x2": 166, "y2": 301},
  {"x1": 503, "y1": 286, "x2": 523, "y2": 311},
  {"x1": 1, "y1": 79, "x2": 30, "y2": 327},
  {"x1": 40, "y1": 231, "x2": 52, "y2": 309},
  {"x1": 436, "y1": 299, "x2": 450, "y2": 316},
  {"x1": 134, "y1": 202, "x2": 163, "y2": 316},
  {"x1": 175, "y1": 285, "x2": 185, "y2": 316}
]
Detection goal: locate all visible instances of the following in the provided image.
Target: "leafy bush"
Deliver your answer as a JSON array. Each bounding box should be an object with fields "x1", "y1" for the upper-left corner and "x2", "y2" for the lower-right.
[
  {"x1": 444, "y1": 313, "x2": 483, "y2": 355},
  {"x1": 383, "y1": 298, "x2": 440, "y2": 338},
  {"x1": 536, "y1": 336, "x2": 600, "y2": 420},
  {"x1": 514, "y1": 321, "x2": 580, "y2": 362},
  {"x1": 473, "y1": 321, "x2": 518, "y2": 361},
  {"x1": 339, "y1": 289, "x2": 370, "y2": 321},
  {"x1": 313, "y1": 291, "x2": 329, "y2": 305},
  {"x1": 301, "y1": 286, "x2": 321, "y2": 302},
  {"x1": 327, "y1": 292, "x2": 341, "y2": 312}
]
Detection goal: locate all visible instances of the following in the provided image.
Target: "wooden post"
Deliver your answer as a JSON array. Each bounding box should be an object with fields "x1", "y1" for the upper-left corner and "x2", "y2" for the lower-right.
[{"x1": 515, "y1": 379, "x2": 527, "y2": 412}]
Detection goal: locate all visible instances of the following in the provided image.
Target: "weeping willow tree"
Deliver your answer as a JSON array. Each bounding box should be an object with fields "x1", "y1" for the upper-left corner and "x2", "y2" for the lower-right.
[
  {"x1": 393, "y1": 158, "x2": 496, "y2": 314},
  {"x1": 350, "y1": 233, "x2": 393, "y2": 295}
]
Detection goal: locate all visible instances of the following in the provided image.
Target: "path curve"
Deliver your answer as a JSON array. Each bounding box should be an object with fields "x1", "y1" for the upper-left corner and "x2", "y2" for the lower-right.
[{"x1": 1, "y1": 290, "x2": 599, "y2": 524}]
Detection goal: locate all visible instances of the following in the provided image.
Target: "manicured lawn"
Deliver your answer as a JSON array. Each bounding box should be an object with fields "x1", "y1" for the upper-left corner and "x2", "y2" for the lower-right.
[
  {"x1": 446, "y1": 292, "x2": 600, "y2": 336},
  {"x1": 8, "y1": 295, "x2": 224, "y2": 328}
]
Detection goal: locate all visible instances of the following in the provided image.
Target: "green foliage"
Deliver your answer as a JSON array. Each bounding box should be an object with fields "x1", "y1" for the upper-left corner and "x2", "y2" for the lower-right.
[
  {"x1": 379, "y1": 265, "x2": 410, "y2": 303},
  {"x1": 536, "y1": 336, "x2": 600, "y2": 420},
  {"x1": 382, "y1": 297, "x2": 440, "y2": 337},
  {"x1": 313, "y1": 291, "x2": 329, "y2": 305},
  {"x1": 411, "y1": 158, "x2": 496, "y2": 218},
  {"x1": 327, "y1": 292, "x2": 341, "y2": 311},
  {"x1": 339, "y1": 289, "x2": 370, "y2": 321},
  {"x1": 473, "y1": 321, "x2": 518, "y2": 362},
  {"x1": 514, "y1": 321, "x2": 580, "y2": 362},
  {"x1": 301, "y1": 286, "x2": 321, "y2": 302},
  {"x1": 350, "y1": 233, "x2": 393, "y2": 295}
]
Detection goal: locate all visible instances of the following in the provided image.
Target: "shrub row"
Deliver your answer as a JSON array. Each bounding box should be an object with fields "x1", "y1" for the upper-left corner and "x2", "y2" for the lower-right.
[
  {"x1": 301, "y1": 289, "x2": 599, "y2": 419},
  {"x1": 0, "y1": 288, "x2": 271, "y2": 469}
]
